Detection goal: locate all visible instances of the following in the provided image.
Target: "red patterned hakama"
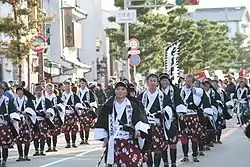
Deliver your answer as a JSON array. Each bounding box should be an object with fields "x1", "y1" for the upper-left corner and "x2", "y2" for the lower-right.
[
  {"x1": 33, "y1": 120, "x2": 49, "y2": 140},
  {"x1": 150, "y1": 124, "x2": 168, "y2": 151},
  {"x1": 63, "y1": 112, "x2": 79, "y2": 134},
  {"x1": 181, "y1": 115, "x2": 203, "y2": 139},
  {"x1": 49, "y1": 118, "x2": 62, "y2": 136},
  {"x1": 79, "y1": 109, "x2": 93, "y2": 129},
  {"x1": 106, "y1": 139, "x2": 143, "y2": 167},
  {"x1": 0, "y1": 123, "x2": 13, "y2": 146},
  {"x1": 15, "y1": 117, "x2": 33, "y2": 144}
]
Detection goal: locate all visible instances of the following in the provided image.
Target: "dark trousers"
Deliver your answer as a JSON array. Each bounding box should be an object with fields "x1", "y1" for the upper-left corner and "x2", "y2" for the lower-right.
[
  {"x1": 17, "y1": 143, "x2": 30, "y2": 157},
  {"x1": 65, "y1": 134, "x2": 77, "y2": 145},
  {"x1": 0, "y1": 147, "x2": 8, "y2": 162},
  {"x1": 34, "y1": 139, "x2": 45, "y2": 152},
  {"x1": 46, "y1": 136, "x2": 58, "y2": 148}
]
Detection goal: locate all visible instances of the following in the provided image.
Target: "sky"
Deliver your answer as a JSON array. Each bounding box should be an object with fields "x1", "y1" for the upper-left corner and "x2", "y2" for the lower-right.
[{"x1": 101, "y1": 0, "x2": 250, "y2": 10}]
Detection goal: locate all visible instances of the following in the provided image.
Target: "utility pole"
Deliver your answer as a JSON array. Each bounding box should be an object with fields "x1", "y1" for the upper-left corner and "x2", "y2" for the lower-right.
[
  {"x1": 10, "y1": 1, "x2": 22, "y2": 86},
  {"x1": 124, "y1": 0, "x2": 131, "y2": 81},
  {"x1": 38, "y1": 0, "x2": 44, "y2": 82}
]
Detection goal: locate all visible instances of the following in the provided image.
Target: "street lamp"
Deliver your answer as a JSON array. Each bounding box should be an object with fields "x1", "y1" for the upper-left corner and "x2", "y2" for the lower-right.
[{"x1": 96, "y1": 39, "x2": 102, "y2": 52}]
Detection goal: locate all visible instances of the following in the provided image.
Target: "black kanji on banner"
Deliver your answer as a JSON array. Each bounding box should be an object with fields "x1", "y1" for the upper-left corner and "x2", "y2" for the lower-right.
[{"x1": 164, "y1": 39, "x2": 181, "y2": 83}]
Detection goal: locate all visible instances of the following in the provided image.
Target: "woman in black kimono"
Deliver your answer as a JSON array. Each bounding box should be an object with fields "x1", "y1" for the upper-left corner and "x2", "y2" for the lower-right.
[
  {"x1": 32, "y1": 85, "x2": 53, "y2": 156},
  {"x1": 14, "y1": 87, "x2": 36, "y2": 161},
  {"x1": 45, "y1": 83, "x2": 64, "y2": 152},
  {"x1": 94, "y1": 82, "x2": 150, "y2": 167},
  {"x1": 0, "y1": 83, "x2": 18, "y2": 167}
]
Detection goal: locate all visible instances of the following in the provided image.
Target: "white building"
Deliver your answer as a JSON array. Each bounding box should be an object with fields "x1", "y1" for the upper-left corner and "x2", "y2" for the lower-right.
[
  {"x1": 189, "y1": 6, "x2": 250, "y2": 39},
  {"x1": 43, "y1": 0, "x2": 92, "y2": 83}
]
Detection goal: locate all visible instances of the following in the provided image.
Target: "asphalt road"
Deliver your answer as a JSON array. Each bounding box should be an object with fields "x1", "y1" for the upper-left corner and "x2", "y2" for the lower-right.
[{"x1": 5, "y1": 119, "x2": 250, "y2": 167}]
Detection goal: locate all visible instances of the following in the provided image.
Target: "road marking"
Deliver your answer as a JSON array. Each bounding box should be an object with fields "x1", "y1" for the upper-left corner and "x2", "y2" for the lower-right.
[
  {"x1": 8, "y1": 156, "x2": 18, "y2": 159},
  {"x1": 39, "y1": 147, "x2": 103, "y2": 167},
  {"x1": 176, "y1": 127, "x2": 237, "y2": 166}
]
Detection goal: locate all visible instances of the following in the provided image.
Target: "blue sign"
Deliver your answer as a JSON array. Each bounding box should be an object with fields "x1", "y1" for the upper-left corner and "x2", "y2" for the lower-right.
[{"x1": 129, "y1": 55, "x2": 141, "y2": 66}]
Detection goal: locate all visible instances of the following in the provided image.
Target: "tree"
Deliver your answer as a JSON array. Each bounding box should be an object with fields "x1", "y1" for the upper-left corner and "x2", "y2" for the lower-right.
[
  {"x1": 106, "y1": 0, "x2": 237, "y2": 75},
  {"x1": 0, "y1": 0, "x2": 53, "y2": 85},
  {"x1": 195, "y1": 19, "x2": 237, "y2": 71},
  {"x1": 232, "y1": 33, "x2": 250, "y2": 70}
]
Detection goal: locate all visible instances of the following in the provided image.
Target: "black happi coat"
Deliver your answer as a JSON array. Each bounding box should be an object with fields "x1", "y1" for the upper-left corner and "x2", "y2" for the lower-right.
[
  {"x1": 63, "y1": 93, "x2": 81, "y2": 119},
  {"x1": 0, "y1": 96, "x2": 18, "y2": 137},
  {"x1": 182, "y1": 88, "x2": 211, "y2": 116},
  {"x1": 215, "y1": 88, "x2": 232, "y2": 120},
  {"x1": 161, "y1": 85, "x2": 184, "y2": 117},
  {"x1": 15, "y1": 96, "x2": 35, "y2": 112},
  {"x1": 63, "y1": 93, "x2": 81, "y2": 110},
  {"x1": 233, "y1": 86, "x2": 250, "y2": 102},
  {"x1": 0, "y1": 96, "x2": 16, "y2": 122},
  {"x1": 78, "y1": 89, "x2": 96, "y2": 108},
  {"x1": 96, "y1": 97, "x2": 148, "y2": 134},
  {"x1": 95, "y1": 97, "x2": 149, "y2": 149},
  {"x1": 34, "y1": 97, "x2": 53, "y2": 129},
  {"x1": 137, "y1": 91, "x2": 172, "y2": 119}
]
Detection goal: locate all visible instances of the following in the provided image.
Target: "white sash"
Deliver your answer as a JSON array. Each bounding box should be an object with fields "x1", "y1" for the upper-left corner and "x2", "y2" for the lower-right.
[
  {"x1": 107, "y1": 98, "x2": 133, "y2": 165},
  {"x1": 0, "y1": 96, "x2": 5, "y2": 107},
  {"x1": 238, "y1": 88, "x2": 247, "y2": 100},
  {"x1": 34, "y1": 96, "x2": 46, "y2": 111},
  {"x1": 15, "y1": 96, "x2": 27, "y2": 111},
  {"x1": 35, "y1": 97, "x2": 42, "y2": 110},
  {"x1": 142, "y1": 90, "x2": 158, "y2": 114},
  {"x1": 45, "y1": 93, "x2": 57, "y2": 106},
  {"x1": 62, "y1": 92, "x2": 73, "y2": 105},
  {"x1": 181, "y1": 87, "x2": 192, "y2": 105}
]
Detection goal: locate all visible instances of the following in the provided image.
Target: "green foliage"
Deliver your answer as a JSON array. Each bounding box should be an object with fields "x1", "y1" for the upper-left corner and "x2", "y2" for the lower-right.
[
  {"x1": 231, "y1": 33, "x2": 250, "y2": 70},
  {"x1": 0, "y1": 0, "x2": 54, "y2": 64},
  {"x1": 106, "y1": 0, "x2": 237, "y2": 74}
]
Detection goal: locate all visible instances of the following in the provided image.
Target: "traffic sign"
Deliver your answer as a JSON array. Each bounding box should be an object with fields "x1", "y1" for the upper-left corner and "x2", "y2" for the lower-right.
[
  {"x1": 116, "y1": 10, "x2": 137, "y2": 23},
  {"x1": 30, "y1": 35, "x2": 47, "y2": 53},
  {"x1": 129, "y1": 38, "x2": 140, "y2": 50},
  {"x1": 128, "y1": 50, "x2": 141, "y2": 55},
  {"x1": 129, "y1": 55, "x2": 141, "y2": 66}
]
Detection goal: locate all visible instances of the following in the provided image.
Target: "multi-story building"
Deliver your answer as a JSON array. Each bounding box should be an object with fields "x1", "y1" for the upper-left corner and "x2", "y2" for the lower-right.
[{"x1": 189, "y1": 6, "x2": 250, "y2": 39}]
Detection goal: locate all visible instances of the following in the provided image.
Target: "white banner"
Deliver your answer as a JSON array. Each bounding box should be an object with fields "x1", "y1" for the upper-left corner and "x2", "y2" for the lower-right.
[{"x1": 164, "y1": 39, "x2": 181, "y2": 84}]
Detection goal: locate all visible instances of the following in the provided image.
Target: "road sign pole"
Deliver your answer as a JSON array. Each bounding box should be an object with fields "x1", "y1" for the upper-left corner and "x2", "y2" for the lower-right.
[
  {"x1": 134, "y1": 65, "x2": 136, "y2": 81},
  {"x1": 124, "y1": 0, "x2": 131, "y2": 82}
]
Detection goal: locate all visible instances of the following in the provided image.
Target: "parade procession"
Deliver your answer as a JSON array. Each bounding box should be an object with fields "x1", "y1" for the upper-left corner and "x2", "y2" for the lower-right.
[
  {"x1": 0, "y1": 72, "x2": 250, "y2": 167},
  {"x1": 2, "y1": 0, "x2": 250, "y2": 167}
]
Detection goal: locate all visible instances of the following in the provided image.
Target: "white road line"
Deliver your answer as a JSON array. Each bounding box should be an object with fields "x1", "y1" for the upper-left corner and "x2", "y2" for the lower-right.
[
  {"x1": 39, "y1": 147, "x2": 103, "y2": 167},
  {"x1": 8, "y1": 156, "x2": 18, "y2": 159}
]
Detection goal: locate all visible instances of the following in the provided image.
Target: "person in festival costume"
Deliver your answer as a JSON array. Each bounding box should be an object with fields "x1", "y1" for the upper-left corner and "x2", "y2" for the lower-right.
[
  {"x1": 159, "y1": 73, "x2": 187, "y2": 167},
  {"x1": 62, "y1": 81, "x2": 81, "y2": 148},
  {"x1": 14, "y1": 87, "x2": 37, "y2": 162},
  {"x1": 211, "y1": 80, "x2": 233, "y2": 144},
  {"x1": 94, "y1": 81, "x2": 150, "y2": 167},
  {"x1": 179, "y1": 74, "x2": 213, "y2": 163},
  {"x1": 77, "y1": 78, "x2": 98, "y2": 145},
  {"x1": 233, "y1": 80, "x2": 250, "y2": 127},
  {"x1": 201, "y1": 81, "x2": 219, "y2": 148},
  {"x1": 44, "y1": 83, "x2": 64, "y2": 152},
  {"x1": 32, "y1": 85, "x2": 54, "y2": 156},
  {"x1": 0, "y1": 83, "x2": 20, "y2": 167},
  {"x1": 128, "y1": 83, "x2": 151, "y2": 164},
  {"x1": 137, "y1": 74, "x2": 173, "y2": 167}
]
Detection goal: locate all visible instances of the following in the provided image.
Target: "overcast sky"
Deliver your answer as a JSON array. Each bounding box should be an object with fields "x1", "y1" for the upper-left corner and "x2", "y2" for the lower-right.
[{"x1": 101, "y1": 0, "x2": 250, "y2": 10}]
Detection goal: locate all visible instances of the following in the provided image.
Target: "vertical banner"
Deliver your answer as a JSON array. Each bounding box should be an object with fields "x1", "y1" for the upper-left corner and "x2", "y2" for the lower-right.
[
  {"x1": 164, "y1": 39, "x2": 181, "y2": 84},
  {"x1": 63, "y1": 7, "x2": 74, "y2": 47}
]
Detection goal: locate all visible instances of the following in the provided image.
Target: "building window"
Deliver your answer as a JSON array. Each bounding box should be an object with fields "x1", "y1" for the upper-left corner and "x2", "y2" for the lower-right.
[
  {"x1": 45, "y1": 24, "x2": 51, "y2": 45},
  {"x1": 242, "y1": 24, "x2": 248, "y2": 34}
]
